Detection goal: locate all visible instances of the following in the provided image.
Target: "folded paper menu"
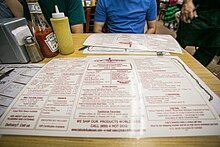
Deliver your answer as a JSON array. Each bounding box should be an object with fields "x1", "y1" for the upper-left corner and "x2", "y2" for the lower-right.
[{"x1": 83, "y1": 34, "x2": 182, "y2": 54}]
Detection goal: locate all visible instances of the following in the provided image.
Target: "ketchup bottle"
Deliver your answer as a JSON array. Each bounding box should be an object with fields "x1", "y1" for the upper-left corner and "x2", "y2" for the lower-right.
[
  {"x1": 33, "y1": 13, "x2": 59, "y2": 58},
  {"x1": 27, "y1": 1, "x2": 59, "y2": 58}
]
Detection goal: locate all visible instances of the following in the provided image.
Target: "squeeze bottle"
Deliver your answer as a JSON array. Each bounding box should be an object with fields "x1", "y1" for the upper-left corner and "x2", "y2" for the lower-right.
[{"x1": 50, "y1": 5, "x2": 74, "y2": 55}]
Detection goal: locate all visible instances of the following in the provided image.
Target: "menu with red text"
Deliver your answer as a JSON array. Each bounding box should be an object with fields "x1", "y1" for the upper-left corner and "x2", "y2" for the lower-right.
[
  {"x1": 83, "y1": 34, "x2": 182, "y2": 54},
  {"x1": 0, "y1": 57, "x2": 219, "y2": 138}
]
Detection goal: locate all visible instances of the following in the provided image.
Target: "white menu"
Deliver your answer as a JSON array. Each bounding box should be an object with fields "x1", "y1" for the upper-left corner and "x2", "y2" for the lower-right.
[
  {"x1": 0, "y1": 64, "x2": 43, "y2": 117},
  {"x1": 0, "y1": 57, "x2": 219, "y2": 138},
  {"x1": 83, "y1": 46, "x2": 170, "y2": 55},
  {"x1": 83, "y1": 34, "x2": 182, "y2": 54}
]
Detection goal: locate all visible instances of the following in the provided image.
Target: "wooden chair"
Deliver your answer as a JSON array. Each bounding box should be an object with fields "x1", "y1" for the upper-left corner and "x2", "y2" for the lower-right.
[{"x1": 84, "y1": 6, "x2": 96, "y2": 33}]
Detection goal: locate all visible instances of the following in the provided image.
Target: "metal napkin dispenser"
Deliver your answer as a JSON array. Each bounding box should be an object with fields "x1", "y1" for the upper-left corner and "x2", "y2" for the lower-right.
[{"x1": 0, "y1": 18, "x2": 32, "y2": 63}]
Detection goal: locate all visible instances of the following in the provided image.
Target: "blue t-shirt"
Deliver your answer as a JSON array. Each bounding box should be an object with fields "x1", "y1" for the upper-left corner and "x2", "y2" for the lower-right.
[{"x1": 95, "y1": 0, "x2": 157, "y2": 33}]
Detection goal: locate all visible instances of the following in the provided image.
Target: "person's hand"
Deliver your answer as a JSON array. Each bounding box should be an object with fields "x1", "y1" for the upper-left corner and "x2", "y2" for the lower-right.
[
  {"x1": 177, "y1": 0, "x2": 183, "y2": 5},
  {"x1": 181, "y1": 0, "x2": 198, "y2": 23}
]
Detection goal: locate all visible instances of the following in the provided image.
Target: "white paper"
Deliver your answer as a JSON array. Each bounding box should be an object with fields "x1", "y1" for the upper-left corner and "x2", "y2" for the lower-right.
[
  {"x1": 0, "y1": 57, "x2": 219, "y2": 138},
  {"x1": 0, "y1": 96, "x2": 14, "y2": 107},
  {"x1": 145, "y1": 35, "x2": 181, "y2": 53},
  {"x1": 20, "y1": 68, "x2": 41, "y2": 77},
  {"x1": 0, "y1": 64, "x2": 44, "y2": 117},
  {"x1": 0, "y1": 82, "x2": 25, "y2": 98},
  {"x1": 83, "y1": 34, "x2": 182, "y2": 54},
  {"x1": 210, "y1": 95, "x2": 220, "y2": 116},
  {"x1": 83, "y1": 46, "x2": 170, "y2": 55},
  {"x1": 13, "y1": 75, "x2": 32, "y2": 84},
  {"x1": 0, "y1": 68, "x2": 18, "y2": 90},
  {"x1": 0, "y1": 106, "x2": 7, "y2": 117}
]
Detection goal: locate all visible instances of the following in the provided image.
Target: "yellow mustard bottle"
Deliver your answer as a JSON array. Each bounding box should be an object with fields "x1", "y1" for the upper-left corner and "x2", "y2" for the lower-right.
[{"x1": 50, "y1": 5, "x2": 74, "y2": 55}]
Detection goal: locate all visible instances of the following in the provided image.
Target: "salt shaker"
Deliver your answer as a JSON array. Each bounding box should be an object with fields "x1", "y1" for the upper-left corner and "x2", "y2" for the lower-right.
[{"x1": 25, "y1": 36, "x2": 44, "y2": 63}]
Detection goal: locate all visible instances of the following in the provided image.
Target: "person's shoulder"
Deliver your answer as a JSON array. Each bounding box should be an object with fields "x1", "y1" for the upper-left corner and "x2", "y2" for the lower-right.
[
  {"x1": 96, "y1": 0, "x2": 109, "y2": 8},
  {"x1": 146, "y1": 0, "x2": 156, "y2": 2},
  {"x1": 143, "y1": 0, "x2": 151, "y2": 1},
  {"x1": 144, "y1": 0, "x2": 156, "y2": 3},
  {"x1": 65, "y1": 0, "x2": 82, "y2": 4},
  {"x1": 98, "y1": 0, "x2": 109, "y2": 4}
]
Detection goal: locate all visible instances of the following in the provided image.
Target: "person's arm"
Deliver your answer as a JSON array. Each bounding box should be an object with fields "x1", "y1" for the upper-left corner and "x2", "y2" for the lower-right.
[
  {"x1": 145, "y1": 20, "x2": 156, "y2": 34},
  {"x1": 94, "y1": 0, "x2": 106, "y2": 33},
  {"x1": 145, "y1": 0, "x2": 157, "y2": 34},
  {"x1": 94, "y1": 22, "x2": 105, "y2": 33},
  {"x1": 71, "y1": 24, "x2": 84, "y2": 33},
  {"x1": 181, "y1": 0, "x2": 197, "y2": 23},
  {"x1": 5, "y1": 0, "x2": 23, "y2": 17},
  {"x1": 67, "y1": 0, "x2": 86, "y2": 33}
]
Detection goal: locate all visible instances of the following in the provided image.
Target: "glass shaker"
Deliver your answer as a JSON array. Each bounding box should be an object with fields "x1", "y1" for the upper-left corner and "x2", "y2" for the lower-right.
[{"x1": 25, "y1": 36, "x2": 44, "y2": 63}]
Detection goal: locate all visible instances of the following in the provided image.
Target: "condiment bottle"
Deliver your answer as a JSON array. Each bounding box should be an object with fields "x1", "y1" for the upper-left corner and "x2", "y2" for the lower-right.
[
  {"x1": 24, "y1": 36, "x2": 44, "y2": 63},
  {"x1": 27, "y1": 1, "x2": 59, "y2": 58},
  {"x1": 33, "y1": 13, "x2": 59, "y2": 58},
  {"x1": 50, "y1": 5, "x2": 74, "y2": 55}
]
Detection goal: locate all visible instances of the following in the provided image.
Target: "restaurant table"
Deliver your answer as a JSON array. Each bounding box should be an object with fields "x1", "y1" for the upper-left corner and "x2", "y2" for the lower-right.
[{"x1": 0, "y1": 34, "x2": 220, "y2": 147}]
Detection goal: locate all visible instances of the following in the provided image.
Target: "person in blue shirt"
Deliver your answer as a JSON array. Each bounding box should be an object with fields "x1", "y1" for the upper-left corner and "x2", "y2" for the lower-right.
[{"x1": 94, "y1": 0, "x2": 157, "y2": 34}]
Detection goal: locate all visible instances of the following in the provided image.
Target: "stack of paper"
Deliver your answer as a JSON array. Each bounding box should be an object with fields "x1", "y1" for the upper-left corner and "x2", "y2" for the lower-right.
[{"x1": 83, "y1": 34, "x2": 182, "y2": 54}]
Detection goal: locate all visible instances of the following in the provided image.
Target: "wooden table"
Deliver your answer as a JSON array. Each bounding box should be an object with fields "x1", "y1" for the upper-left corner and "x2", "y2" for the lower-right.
[{"x1": 0, "y1": 34, "x2": 220, "y2": 147}]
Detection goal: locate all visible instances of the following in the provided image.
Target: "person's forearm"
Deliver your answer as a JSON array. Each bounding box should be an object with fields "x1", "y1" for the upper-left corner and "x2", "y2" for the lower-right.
[
  {"x1": 71, "y1": 24, "x2": 84, "y2": 33},
  {"x1": 94, "y1": 22, "x2": 104, "y2": 33},
  {"x1": 146, "y1": 28, "x2": 156, "y2": 34},
  {"x1": 145, "y1": 20, "x2": 156, "y2": 34},
  {"x1": 5, "y1": 0, "x2": 23, "y2": 17},
  {"x1": 94, "y1": 28, "x2": 103, "y2": 33}
]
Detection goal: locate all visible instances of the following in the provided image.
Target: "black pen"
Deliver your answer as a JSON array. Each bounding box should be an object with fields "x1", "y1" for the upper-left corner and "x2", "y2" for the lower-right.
[
  {"x1": 78, "y1": 46, "x2": 88, "y2": 51},
  {"x1": 0, "y1": 69, "x2": 14, "y2": 81},
  {"x1": 0, "y1": 67, "x2": 5, "y2": 71}
]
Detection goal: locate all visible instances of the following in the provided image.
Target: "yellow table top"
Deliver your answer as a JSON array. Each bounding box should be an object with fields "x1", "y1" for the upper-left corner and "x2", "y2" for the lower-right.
[{"x1": 0, "y1": 34, "x2": 220, "y2": 147}]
